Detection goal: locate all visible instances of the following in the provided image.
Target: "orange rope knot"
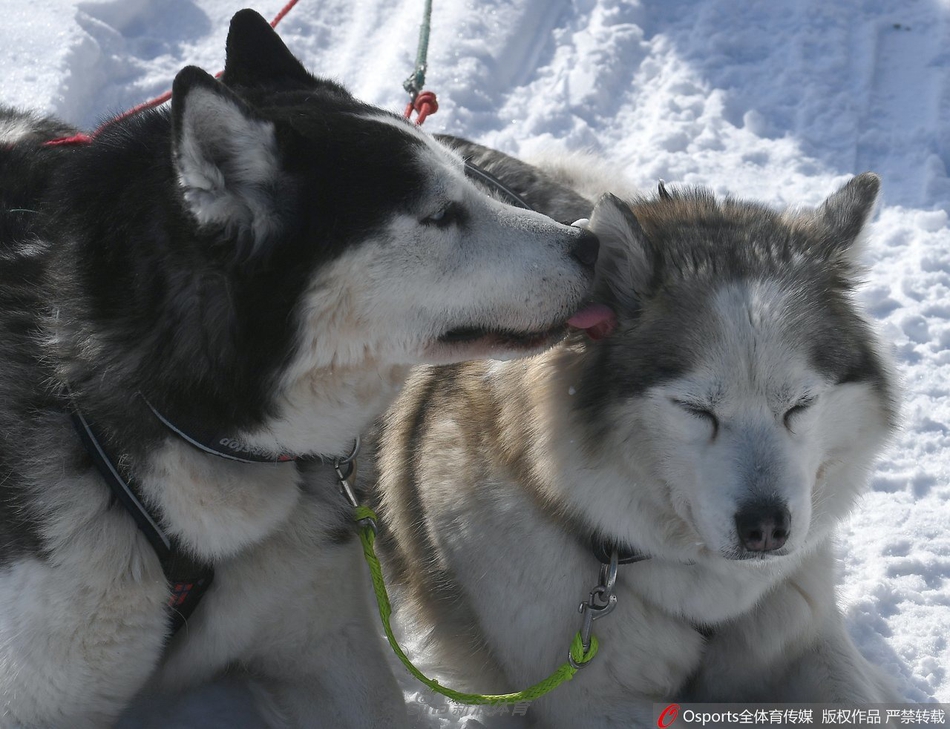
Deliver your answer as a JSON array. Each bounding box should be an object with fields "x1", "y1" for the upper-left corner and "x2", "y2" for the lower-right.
[{"x1": 404, "y1": 91, "x2": 439, "y2": 125}]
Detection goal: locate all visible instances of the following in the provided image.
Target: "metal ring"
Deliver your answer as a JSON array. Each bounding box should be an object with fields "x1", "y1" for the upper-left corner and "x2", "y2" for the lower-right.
[
  {"x1": 358, "y1": 517, "x2": 378, "y2": 536},
  {"x1": 337, "y1": 435, "x2": 361, "y2": 466},
  {"x1": 335, "y1": 460, "x2": 355, "y2": 482},
  {"x1": 568, "y1": 651, "x2": 591, "y2": 670},
  {"x1": 588, "y1": 584, "x2": 610, "y2": 604},
  {"x1": 599, "y1": 549, "x2": 619, "y2": 596}
]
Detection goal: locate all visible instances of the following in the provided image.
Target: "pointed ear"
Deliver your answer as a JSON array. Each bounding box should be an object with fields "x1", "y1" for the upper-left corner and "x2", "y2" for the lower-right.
[
  {"x1": 221, "y1": 9, "x2": 313, "y2": 89},
  {"x1": 588, "y1": 193, "x2": 654, "y2": 309},
  {"x1": 171, "y1": 66, "x2": 282, "y2": 245},
  {"x1": 808, "y1": 173, "x2": 880, "y2": 266}
]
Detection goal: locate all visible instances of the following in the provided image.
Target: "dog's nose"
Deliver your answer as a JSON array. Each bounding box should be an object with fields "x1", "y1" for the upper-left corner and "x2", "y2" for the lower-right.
[
  {"x1": 735, "y1": 501, "x2": 791, "y2": 553},
  {"x1": 570, "y1": 230, "x2": 600, "y2": 269}
]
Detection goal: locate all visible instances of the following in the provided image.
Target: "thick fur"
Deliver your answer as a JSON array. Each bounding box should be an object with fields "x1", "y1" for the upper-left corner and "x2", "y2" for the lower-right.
[
  {"x1": 0, "y1": 12, "x2": 600, "y2": 729},
  {"x1": 377, "y1": 144, "x2": 902, "y2": 726}
]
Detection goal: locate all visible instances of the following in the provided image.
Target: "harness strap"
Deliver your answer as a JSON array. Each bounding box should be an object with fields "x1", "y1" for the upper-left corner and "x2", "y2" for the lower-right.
[
  {"x1": 70, "y1": 409, "x2": 213, "y2": 635},
  {"x1": 462, "y1": 160, "x2": 532, "y2": 210}
]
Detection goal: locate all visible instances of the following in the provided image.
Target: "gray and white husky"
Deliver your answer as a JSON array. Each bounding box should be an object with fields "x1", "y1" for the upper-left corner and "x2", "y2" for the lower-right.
[
  {"x1": 377, "y1": 141, "x2": 902, "y2": 726},
  {"x1": 0, "y1": 12, "x2": 610, "y2": 728}
]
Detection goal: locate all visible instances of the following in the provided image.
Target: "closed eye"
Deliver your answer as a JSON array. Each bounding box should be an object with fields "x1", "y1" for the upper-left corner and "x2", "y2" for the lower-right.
[
  {"x1": 673, "y1": 400, "x2": 719, "y2": 438},
  {"x1": 783, "y1": 398, "x2": 815, "y2": 430},
  {"x1": 422, "y1": 202, "x2": 463, "y2": 228}
]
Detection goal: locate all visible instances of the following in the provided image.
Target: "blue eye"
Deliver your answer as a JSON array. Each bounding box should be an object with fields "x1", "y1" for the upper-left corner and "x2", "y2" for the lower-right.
[{"x1": 422, "y1": 202, "x2": 462, "y2": 227}]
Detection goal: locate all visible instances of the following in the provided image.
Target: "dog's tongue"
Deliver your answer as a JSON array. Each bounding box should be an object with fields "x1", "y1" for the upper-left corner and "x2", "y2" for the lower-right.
[{"x1": 567, "y1": 304, "x2": 616, "y2": 340}]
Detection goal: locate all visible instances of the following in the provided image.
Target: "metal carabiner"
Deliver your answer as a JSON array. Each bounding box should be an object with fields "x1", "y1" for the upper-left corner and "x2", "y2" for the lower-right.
[
  {"x1": 335, "y1": 459, "x2": 359, "y2": 506},
  {"x1": 579, "y1": 585, "x2": 618, "y2": 644},
  {"x1": 334, "y1": 437, "x2": 376, "y2": 535},
  {"x1": 571, "y1": 549, "x2": 620, "y2": 668},
  {"x1": 335, "y1": 436, "x2": 362, "y2": 508}
]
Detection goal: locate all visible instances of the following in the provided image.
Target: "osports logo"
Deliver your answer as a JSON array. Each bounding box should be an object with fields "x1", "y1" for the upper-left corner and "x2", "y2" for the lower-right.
[{"x1": 657, "y1": 703, "x2": 680, "y2": 728}]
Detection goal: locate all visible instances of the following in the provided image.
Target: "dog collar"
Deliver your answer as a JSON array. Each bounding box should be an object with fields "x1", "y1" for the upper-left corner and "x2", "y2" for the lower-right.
[
  {"x1": 592, "y1": 536, "x2": 651, "y2": 566},
  {"x1": 139, "y1": 394, "x2": 315, "y2": 464},
  {"x1": 70, "y1": 407, "x2": 213, "y2": 635}
]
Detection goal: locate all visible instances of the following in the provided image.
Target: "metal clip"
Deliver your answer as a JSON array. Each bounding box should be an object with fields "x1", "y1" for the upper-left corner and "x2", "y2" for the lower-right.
[
  {"x1": 336, "y1": 458, "x2": 359, "y2": 508},
  {"x1": 334, "y1": 436, "x2": 361, "y2": 504},
  {"x1": 569, "y1": 548, "x2": 620, "y2": 669},
  {"x1": 334, "y1": 437, "x2": 376, "y2": 534}
]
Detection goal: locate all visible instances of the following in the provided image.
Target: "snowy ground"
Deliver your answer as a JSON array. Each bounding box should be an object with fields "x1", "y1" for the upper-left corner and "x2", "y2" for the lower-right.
[{"x1": 2, "y1": 0, "x2": 948, "y2": 725}]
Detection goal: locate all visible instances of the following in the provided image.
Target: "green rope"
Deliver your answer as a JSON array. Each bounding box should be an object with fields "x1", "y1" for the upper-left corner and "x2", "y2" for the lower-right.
[
  {"x1": 403, "y1": 0, "x2": 433, "y2": 97},
  {"x1": 354, "y1": 505, "x2": 598, "y2": 705}
]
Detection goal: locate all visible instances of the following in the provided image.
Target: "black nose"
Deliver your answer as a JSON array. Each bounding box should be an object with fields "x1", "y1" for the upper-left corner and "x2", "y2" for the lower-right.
[
  {"x1": 570, "y1": 230, "x2": 600, "y2": 269},
  {"x1": 734, "y1": 500, "x2": 791, "y2": 553}
]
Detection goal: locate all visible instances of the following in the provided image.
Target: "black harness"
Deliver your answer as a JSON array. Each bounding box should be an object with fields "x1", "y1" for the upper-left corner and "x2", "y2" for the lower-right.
[
  {"x1": 71, "y1": 406, "x2": 217, "y2": 635},
  {"x1": 71, "y1": 394, "x2": 337, "y2": 635}
]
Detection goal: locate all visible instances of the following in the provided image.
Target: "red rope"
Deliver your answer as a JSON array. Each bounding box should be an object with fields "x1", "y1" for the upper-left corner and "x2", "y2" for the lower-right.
[
  {"x1": 43, "y1": 2, "x2": 303, "y2": 147},
  {"x1": 270, "y1": 0, "x2": 302, "y2": 28},
  {"x1": 107, "y1": 90, "x2": 172, "y2": 128},
  {"x1": 41, "y1": 133, "x2": 94, "y2": 147},
  {"x1": 44, "y1": 0, "x2": 440, "y2": 144},
  {"x1": 403, "y1": 90, "x2": 439, "y2": 126}
]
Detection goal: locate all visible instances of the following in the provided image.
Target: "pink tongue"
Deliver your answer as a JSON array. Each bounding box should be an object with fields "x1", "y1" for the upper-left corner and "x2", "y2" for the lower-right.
[{"x1": 567, "y1": 304, "x2": 617, "y2": 340}]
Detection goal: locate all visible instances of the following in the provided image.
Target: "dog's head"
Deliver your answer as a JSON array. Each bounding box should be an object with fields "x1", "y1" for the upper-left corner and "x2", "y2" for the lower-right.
[
  {"x1": 172, "y1": 11, "x2": 603, "y2": 369},
  {"x1": 59, "y1": 10, "x2": 606, "y2": 450},
  {"x1": 581, "y1": 178, "x2": 897, "y2": 561}
]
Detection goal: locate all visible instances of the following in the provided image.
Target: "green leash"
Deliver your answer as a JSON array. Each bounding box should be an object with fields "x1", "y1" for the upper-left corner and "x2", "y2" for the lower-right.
[
  {"x1": 403, "y1": 0, "x2": 433, "y2": 99},
  {"x1": 334, "y1": 432, "x2": 618, "y2": 706},
  {"x1": 353, "y1": 505, "x2": 600, "y2": 705}
]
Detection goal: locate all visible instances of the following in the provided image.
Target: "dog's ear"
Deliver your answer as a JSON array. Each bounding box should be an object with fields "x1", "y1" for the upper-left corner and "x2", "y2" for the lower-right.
[
  {"x1": 817, "y1": 172, "x2": 880, "y2": 241},
  {"x1": 798, "y1": 173, "x2": 880, "y2": 269},
  {"x1": 171, "y1": 66, "x2": 282, "y2": 247},
  {"x1": 221, "y1": 9, "x2": 313, "y2": 89},
  {"x1": 588, "y1": 193, "x2": 654, "y2": 309}
]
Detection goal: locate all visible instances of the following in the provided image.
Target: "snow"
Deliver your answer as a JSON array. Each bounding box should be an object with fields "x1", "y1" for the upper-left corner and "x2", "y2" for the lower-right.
[{"x1": 2, "y1": 0, "x2": 948, "y2": 724}]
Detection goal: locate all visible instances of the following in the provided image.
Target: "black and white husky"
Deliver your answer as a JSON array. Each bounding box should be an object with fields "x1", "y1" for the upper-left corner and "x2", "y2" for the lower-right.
[
  {"x1": 377, "y1": 141, "x2": 903, "y2": 727},
  {"x1": 0, "y1": 12, "x2": 609, "y2": 728}
]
